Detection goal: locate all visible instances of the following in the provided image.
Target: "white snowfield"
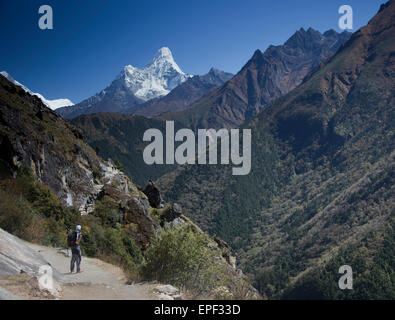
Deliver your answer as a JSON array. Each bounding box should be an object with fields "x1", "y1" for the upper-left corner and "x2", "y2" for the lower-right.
[
  {"x1": 0, "y1": 71, "x2": 74, "y2": 110},
  {"x1": 119, "y1": 47, "x2": 192, "y2": 101}
]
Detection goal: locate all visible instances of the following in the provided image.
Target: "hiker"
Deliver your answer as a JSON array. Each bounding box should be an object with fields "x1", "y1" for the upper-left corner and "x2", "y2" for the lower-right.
[{"x1": 68, "y1": 225, "x2": 83, "y2": 273}]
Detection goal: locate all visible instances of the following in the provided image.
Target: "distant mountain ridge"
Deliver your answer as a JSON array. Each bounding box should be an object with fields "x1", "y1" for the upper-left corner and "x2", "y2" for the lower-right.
[
  {"x1": 130, "y1": 67, "x2": 233, "y2": 117},
  {"x1": 0, "y1": 71, "x2": 73, "y2": 110},
  {"x1": 160, "y1": 28, "x2": 352, "y2": 131},
  {"x1": 56, "y1": 47, "x2": 192, "y2": 119}
]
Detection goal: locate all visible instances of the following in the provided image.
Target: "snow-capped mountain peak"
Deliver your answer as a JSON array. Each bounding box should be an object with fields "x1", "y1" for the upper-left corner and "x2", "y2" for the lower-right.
[
  {"x1": 149, "y1": 46, "x2": 183, "y2": 73},
  {"x1": 0, "y1": 71, "x2": 73, "y2": 110},
  {"x1": 120, "y1": 47, "x2": 191, "y2": 101},
  {"x1": 56, "y1": 47, "x2": 192, "y2": 118},
  {"x1": 152, "y1": 46, "x2": 174, "y2": 62}
]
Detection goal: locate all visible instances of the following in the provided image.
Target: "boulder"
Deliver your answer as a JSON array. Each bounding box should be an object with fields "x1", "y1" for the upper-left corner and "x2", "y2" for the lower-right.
[
  {"x1": 153, "y1": 284, "x2": 179, "y2": 296},
  {"x1": 161, "y1": 203, "x2": 183, "y2": 222},
  {"x1": 214, "y1": 236, "x2": 237, "y2": 269},
  {"x1": 157, "y1": 293, "x2": 174, "y2": 300},
  {"x1": 143, "y1": 180, "x2": 163, "y2": 208},
  {"x1": 168, "y1": 217, "x2": 184, "y2": 228},
  {"x1": 123, "y1": 197, "x2": 158, "y2": 249},
  {"x1": 97, "y1": 185, "x2": 130, "y2": 202}
]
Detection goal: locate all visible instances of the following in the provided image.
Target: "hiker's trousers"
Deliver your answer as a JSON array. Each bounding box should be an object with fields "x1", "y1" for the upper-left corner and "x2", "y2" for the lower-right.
[{"x1": 70, "y1": 246, "x2": 81, "y2": 272}]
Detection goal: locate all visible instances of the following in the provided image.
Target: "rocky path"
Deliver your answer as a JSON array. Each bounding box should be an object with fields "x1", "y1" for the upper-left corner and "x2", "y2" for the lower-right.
[{"x1": 26, "y1": 243, "x2": 156, "y2": 300}]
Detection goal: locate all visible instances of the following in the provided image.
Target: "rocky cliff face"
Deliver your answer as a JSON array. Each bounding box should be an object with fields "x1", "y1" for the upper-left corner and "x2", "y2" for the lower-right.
[{"x1": 0, "y1": 74, "x2": 134, "y2": 215}]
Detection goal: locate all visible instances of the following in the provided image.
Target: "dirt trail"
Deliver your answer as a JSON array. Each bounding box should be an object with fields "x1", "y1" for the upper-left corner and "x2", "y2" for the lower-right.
[{"x1": 26, "y1": 243, "x2": 156, "y2": 300}]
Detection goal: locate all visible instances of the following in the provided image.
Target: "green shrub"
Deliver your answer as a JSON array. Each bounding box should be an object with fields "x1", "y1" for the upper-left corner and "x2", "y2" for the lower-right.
[
  {"x1": 122, "y1": 229, "x2": 144, "y2": 265},
  {"x1": 92, "y1": 197, "x2": 122, "y2": 228},
  {"x1": 0, "y1": 191, "x2": 38, "y2": 240},
  {"x1": 113, "y1": 159, "x2": 125, "y2": 174},
  {"x1": 142, "y1": 225, "x2": 225, "y2": 296}
]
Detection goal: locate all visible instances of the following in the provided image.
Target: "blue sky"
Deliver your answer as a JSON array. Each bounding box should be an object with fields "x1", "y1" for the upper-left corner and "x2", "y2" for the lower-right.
[{"x1": 0, "y1": 0, "x2": 385, "y2": 103}]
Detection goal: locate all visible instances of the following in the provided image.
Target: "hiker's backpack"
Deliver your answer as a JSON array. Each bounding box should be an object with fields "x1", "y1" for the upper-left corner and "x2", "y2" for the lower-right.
[{"x1": 67, "y1": 231, "x2": 77, "y2": 247}]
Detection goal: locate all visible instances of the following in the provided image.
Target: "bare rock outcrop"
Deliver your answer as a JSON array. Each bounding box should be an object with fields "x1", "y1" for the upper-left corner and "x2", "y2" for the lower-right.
[
  {"x1": 143, "y1": 180, "x2": 163, "y2": 208},
  {"x1": 0, "y1": 227, "x2": 62, "y2": 298},
  {"x1": 0, "y1": 228, "x2": 57, "y2": 277}
]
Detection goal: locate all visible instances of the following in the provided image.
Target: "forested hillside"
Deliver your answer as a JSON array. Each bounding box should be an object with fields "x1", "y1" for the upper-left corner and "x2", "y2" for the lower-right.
[{"x1": 158, "y1": 1, "x2": 395, "y2": 299}]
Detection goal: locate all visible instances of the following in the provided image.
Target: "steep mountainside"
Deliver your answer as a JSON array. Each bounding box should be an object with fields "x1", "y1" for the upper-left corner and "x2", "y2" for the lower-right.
[
  {"x1": 71, "y1": 113, "x2": 182, "y2": 186},
  {"x1": 129, "y1": 68, "x2": 233, "y2": 117},
  {"x1": 56, "y1": 47, "x2": 191, "y2": 119},
  {"x1": 160, "y1": 28, "x2": 351, "y2": 131},
  {"x1": 0, "y1": 72, "x2": 256, "y2": 298},
  {"x1": 158, "y1": 1, "x2": 395, "y2": 299},
  {"x1": 0, "y1": 74, "x2": 105, "y2": 213},
  {"x1": 0, "y1": 71, "x2": 73, "y2": 110}
]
